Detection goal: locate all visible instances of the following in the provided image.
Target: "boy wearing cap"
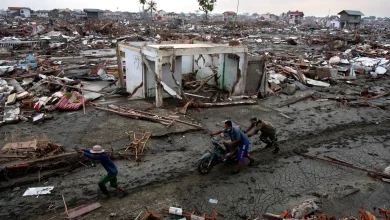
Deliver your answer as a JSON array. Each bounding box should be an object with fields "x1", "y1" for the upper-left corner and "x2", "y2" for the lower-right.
[{"x1": 79, "y1": 145, "x2": 127, "y2": 198}]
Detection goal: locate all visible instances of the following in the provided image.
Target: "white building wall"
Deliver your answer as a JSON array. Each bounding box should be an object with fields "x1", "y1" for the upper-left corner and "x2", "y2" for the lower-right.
[
  {"x1": 182, "y1": 56, "x2": 194, "y2": 74},
  {"x1": 124, "y1": 49, "x2": 144, "y2": 99},
  {"x1": 20, "y1": 9, "x2": 31, "y2": 18}
]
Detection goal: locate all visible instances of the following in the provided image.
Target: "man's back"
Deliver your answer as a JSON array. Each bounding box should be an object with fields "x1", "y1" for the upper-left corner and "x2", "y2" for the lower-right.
[{"x1": 225, "y1": 126, "x2": 249, "y2": 145}]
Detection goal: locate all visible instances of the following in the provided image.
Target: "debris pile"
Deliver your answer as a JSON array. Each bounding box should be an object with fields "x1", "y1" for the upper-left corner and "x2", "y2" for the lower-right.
[
  {"x1": 0, "y1": 139, "x2": 63, "y2": 161},
  {"x1": 260, "y1": 206, "x2": 389, "y2": 220}
]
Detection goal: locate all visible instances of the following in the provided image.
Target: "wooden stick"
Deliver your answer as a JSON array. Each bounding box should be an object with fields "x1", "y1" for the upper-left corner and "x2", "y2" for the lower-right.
[
  {"x1": 368, "y1": 92, "x2": 390, "y2": 100},
  {"x1": 112, "y1": 105, "x2": 203, "y2": 129},
  {"x1": 62, "y1": 194, "x2": 68, "y2": 216},
  {"x1": 297, "y1": 153, "x2": 390, "y2": 179},
  {"x1": 95, "y1": 106, "x2": 172, "y2": 125},
  {"x1": 192, "y1": 72, "x2": 218, "y2": 93},
  {"x1": 81, "y1": 89, "x2": 86, "y2": 116}
]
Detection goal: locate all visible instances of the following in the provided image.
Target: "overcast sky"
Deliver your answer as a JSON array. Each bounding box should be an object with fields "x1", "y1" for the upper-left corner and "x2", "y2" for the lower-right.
[{"x1": 2, "y1": 0, "x2": 387, "y2": 17}]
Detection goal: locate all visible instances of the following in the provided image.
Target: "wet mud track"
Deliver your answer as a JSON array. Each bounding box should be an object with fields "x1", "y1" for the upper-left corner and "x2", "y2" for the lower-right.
[{"x1": 2, "y1": 120, "x2": 390, "y2": 220}]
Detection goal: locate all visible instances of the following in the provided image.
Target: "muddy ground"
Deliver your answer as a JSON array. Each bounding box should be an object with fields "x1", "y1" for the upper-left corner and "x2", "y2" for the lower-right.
[{"x1": 1, "y1": 76, "x2": 390, "y2": 219}]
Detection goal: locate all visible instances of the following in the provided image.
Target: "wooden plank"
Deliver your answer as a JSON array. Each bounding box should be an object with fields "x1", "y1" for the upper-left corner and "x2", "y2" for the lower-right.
[
  {"x1": 0, "y1": 154, "x2": 29, "y2": 158},
  {"x1": 2, "y1": 140, "x2": 38, "y2": 151},
  {"x1": 276, "y1": 92, "x2": 315, "y2": 108},
  {"x1": 61, "y1": 205, "x2": 85, "y2": 215},
  {"x1": 67, "y1": 202, "x2": 102, "y2": 219}
]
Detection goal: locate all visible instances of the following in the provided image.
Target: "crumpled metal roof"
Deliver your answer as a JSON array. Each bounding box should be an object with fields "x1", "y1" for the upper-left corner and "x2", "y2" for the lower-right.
[{"x1": 338, "y1": 10, "x2": 364, "y2": 16}]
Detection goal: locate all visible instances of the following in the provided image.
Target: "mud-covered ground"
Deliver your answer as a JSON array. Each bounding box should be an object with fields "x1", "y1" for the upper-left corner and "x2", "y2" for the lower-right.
[{"x1": 1, "y1": 76, "x2": 390, "y2": 219}]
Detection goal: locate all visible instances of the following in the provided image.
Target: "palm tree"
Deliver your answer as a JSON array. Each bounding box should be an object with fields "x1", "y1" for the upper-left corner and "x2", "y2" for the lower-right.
[
  {"x1": 146, "y1": 0, "x2": 157, "y2": 19},
  {"x1": 139, "y1": 0, "x2": 147, "y2": 17}
]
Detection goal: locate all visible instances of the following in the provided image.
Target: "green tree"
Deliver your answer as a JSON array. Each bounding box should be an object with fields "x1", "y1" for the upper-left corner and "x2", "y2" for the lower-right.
[
  {"x1": 197, "y1": 0, "x2": 216, "y2": 20},
  {"x1": 146, "y1": 0, "x2": 157, "y2": 18},
  {"x1": 140, "y1": 0, "x2": 147, "y2": 17}
]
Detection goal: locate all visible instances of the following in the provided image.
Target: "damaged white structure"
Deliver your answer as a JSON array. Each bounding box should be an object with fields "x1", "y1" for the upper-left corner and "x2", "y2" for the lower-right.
[{"x1": 117, "y1": 42, "x2": 248, "y2": 107}]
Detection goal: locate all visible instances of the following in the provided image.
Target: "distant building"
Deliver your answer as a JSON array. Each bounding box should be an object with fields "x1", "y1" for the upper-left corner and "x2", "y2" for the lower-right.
[
  {"x1": 287, "y1": 11, "x2": 304, "y2": 25},
  {"x1": 36, "y1": 10, "x2": 50, "y2": 18},
  {"x1": 7, "y1": 7, "x2": 31, "y2": 18},
  {"x1": 261, "y1": 13, "x2": 278, "y2": 21},
  {"x1": 251, "y1": 13, "x2": 260, "y2": 20},
  {"x1": 223, "y1": 11, "x2": 237, "y2": 22},
  {"x1": 59, "y1": 11, "x2": 71, "y2": 18},
  {"x1": 189, "y1": 13, "x2": 198, "y2": 20},
  {"x1": 166, "y1": 12, "x2": 178, "y2": 20},
  {"x1": 71, "y1": 10, "x2": 87, "y2": 19},
  {"x1": 326, "y1": 15, "x2": 340, "y2": 28},
  {"x1": 83, "y1": 9, "x2": 104, "y2": 19},
  {"x1": 338, "y1": 10, "x2": 364, "y2": 29},
  {"x1": 126, "y1": 12, "x2": 142, "y2": 20},
  {"x1": 157, "y1": 10, "x2": 166, "y2": 17}
]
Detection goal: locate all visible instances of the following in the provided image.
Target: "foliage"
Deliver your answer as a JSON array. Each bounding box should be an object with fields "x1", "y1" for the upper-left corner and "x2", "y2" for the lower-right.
[
  {"x1": 146, "y1": 0, "x2": 157, "y2": 17},
  {"x1": 197, "y1": 0, "x2": 216, "y2": 20}
]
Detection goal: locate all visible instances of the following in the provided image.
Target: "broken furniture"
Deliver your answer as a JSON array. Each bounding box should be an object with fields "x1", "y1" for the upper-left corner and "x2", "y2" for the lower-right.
[
  {"x1": 118, "y1": 42, "x2": 248, "y2": 107},
  {"x1": 124, "y1": 131, "x2": 152, "y2": 162}
]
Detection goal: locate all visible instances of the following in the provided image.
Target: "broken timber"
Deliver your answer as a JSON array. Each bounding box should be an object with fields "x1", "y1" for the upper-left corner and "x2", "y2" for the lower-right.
[
  {"x1": 276, "y1": 92, "x2": 316, "y2": 108},
  {"x1": 95, "y1": 105, "x2": 202, "y2": 129},
  {"x1": 67, "y1": 202, "x2": 102, "y2": 219},
  {"x1": 196, "y1": 100, "x2": 257, "y2": 108},
  {"x1": 108, "y1": 105, "x2": 202, "y2": 129},
  {"x1": 297, "y1": 153, "x2": 390, "y2": 180}
]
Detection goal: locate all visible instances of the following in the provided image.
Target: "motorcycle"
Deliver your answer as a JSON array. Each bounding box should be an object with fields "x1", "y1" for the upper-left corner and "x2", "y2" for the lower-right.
[{"x1": 197, "y1": 136, "x2": 238, "y2": 174}]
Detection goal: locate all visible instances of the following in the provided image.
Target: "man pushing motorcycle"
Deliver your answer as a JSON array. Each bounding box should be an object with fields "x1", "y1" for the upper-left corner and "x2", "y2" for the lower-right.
[{"x1": 211, "y1": 120, "x2": 255, "y2": 174}]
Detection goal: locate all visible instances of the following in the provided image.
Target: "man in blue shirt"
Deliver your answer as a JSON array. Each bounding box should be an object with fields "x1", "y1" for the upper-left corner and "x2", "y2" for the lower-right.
[
  {"x1": 78, "y1": 145, "x2": 127, "y2": 198},
  {"x1": 211, "y1": 120, "x2": 255, "y2": 173}
]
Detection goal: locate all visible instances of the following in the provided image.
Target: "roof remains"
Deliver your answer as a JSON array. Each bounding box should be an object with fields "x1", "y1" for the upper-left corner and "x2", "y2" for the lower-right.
[
  {"x1": 224, "y1": 11, "x2": 236, "y2": 15},
  {"x1": 8, "y1": 7, "x2": 31, "y2": 10},
  {"x1": 338, "y1": 10, "x2": 364, "y2": 16},
  {"x1": 83, "y1": 9, "x2": 104, "y2": 13}
]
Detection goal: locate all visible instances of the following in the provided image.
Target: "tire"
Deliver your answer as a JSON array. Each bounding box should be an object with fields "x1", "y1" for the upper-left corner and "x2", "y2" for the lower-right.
[{"x1": 198, "y1": 157, "x2": 213, "y2": 175}]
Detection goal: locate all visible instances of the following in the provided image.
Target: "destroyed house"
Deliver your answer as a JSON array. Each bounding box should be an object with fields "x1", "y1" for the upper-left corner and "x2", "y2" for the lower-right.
[
  {"x1": 166, "y1": 12, "x2": 178, "y2": 20},
  {"x1": 117, "y1": 42, "x2": 249, "y2": 107},
  {"x1": 338, "y1": 10, "x2": 364, "y2": 29},
  {"x1": 83, "y1": 9, "x2": 104, "y2": 19},
  {"x1": 35, "y1": 10, "x2": 50, "y2": 18},
  {"x1": 287, "y1": 11, "x2": 304, "y2": 25},
  {"x1": 223, "y1": 11, "x2": 237, "y2": 22},
  {"x1": 7, "y1": 7, "x2": 31, "y2": 18}
]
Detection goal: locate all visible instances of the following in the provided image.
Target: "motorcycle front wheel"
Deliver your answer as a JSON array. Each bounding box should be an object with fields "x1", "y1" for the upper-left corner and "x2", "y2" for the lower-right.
[{"x1": 198, "y1": 157, "x2": 213, "y2": 174}]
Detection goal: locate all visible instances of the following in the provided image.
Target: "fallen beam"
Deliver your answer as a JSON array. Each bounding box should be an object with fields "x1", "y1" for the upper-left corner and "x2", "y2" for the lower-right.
[
  {"x1": 96, "y1": 106, "x2": 171, "y2": 125},
  {"x1": 276, "y1": 92, "x2": 316, "y2": 108},
  {"x1": 297, "y1": 153, "x2": 390, "y2": 179},
  {"x1": 196, "y1": 100, "x2": 257, "y2": 108},
  {"x1": 108, "y1": 105, "x2": 203, "y2": 129}
]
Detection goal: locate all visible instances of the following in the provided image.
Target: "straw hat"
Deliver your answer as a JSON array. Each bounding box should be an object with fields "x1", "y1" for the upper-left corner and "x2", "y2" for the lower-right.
[{"x1": 90, "y1": 145, "x2": 105, "y2": 154}]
